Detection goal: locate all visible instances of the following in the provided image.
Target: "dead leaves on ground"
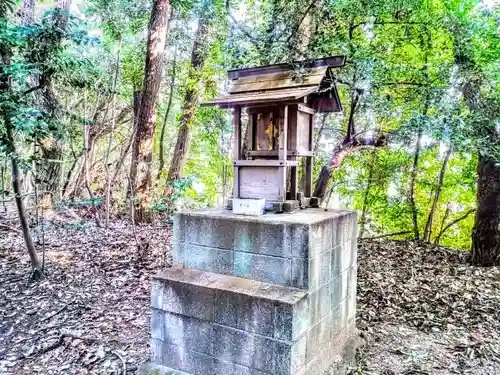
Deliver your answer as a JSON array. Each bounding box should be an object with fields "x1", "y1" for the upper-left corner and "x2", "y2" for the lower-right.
[
  {"x1": 0, "y1": 219, "x2": 171, "y2": 375},
  {"x1": 355, "y1": 240, "x2": 500, "y2": 375}
]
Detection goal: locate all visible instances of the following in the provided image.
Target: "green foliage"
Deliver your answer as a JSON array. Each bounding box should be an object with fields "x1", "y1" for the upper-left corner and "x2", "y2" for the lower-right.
[
  {"x1": 1, "y1": 0, "x2": 497, "y2": 250},
  {"x1": 0, "y1": 8, "x2": 100, "y2": 164},
  {"x1": 153, "y1": 175, "x2": 195, "y2": 214}
]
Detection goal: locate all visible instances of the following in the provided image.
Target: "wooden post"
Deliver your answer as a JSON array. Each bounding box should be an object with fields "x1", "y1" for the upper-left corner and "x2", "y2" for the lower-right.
[
  {"x1": 247, "y1": 112, "x2": 255, "y2": 159},
  {"x1": 277, "y1": 105, "x2": 288, "y2": 201},
  {"x1": 233, "y1": 106, "x2": 241, "y2": 198},
  {"x1": 290, "y1": 166, "x2": 298, "y2": 200},
  {"x1": 304, "y1": 113, "x2": 314, "y2": 197}
]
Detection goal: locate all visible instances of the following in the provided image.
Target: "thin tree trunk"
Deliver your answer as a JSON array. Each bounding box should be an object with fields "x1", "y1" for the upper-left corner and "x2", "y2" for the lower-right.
[
  {"x1": 122, "y1": 91, "x2": 142, "y2": 198},
  {"x1": 1, "y1": 24, "x2": 43, "y2": 277},
  {"x1": 157, "y1": 47, "x2": 178, "y2": 179},
  {"x1": 0, "y1": 163, "x2": 6, "y2": 212},
  {"x1": 313, "y1": 113, "x2": 328, "y2": 153},
  {"x1": 436, "y1": 208, "x2": 475, "y2": 246},
  {"x1": 435, "y1": 203, "x2": 451, "y2": 245},
  {"x1": 129, "y1": 0, "x2": 171, "y2": 222},
  {"x1": 104, "y1": 44, "x2": 121, "y2": 227},
  {"x1": 166, "y1": 16, "x2": 210, "y2": 188},
  {"x1": 83, "y1": 106, "x2": 101, "y2": 227},
  {"x1": 408, "y1": 128, "x2": 423, "y2": 240},
  {"x1": 423, "y1": 146, "x2": 452, "y2": 242},
  {"x1": 61, "y1": 149, "x2": 83, "y2": 197},
  {"x1": 7, "y1": 123, "x2": 43, "y2": 277},
  {"x1": 358, "y1": 149, "x2": 377, "y2": 239},
  {"x1": 471, "y1": 156, "x2": 500, "y2": 266}
]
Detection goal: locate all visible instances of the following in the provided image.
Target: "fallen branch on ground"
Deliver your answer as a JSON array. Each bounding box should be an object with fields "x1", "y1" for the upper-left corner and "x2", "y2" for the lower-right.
[
  {"x1": 40, "y1": 300, "x2": 74, "y2": 322},
  {"x1": 361, "y1": 230, "x2": 413, "y2": 240},
  {"x1": 0, "y1": 223, "x2": 22, "y2": 234}
]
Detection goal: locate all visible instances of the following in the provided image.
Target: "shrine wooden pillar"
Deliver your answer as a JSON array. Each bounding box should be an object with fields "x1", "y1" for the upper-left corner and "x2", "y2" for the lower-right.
[{"x1": 232, "y1": 106, "x2": 241, "y2": 199}]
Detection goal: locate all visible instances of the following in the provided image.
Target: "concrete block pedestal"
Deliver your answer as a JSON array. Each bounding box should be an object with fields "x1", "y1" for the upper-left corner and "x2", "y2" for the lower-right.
[{"x1": 147, "y1": 208, "x2": 358, "y2": 375}]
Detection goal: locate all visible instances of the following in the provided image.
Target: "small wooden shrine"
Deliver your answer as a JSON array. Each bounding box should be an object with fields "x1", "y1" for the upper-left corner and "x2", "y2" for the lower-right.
[{"x1": 203, "y1": 55, "x2": 346, "y2": 212}]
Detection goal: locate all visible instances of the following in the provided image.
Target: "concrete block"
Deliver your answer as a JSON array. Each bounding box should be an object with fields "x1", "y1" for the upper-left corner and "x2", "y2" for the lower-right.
[
  {"x1": 137, "y1": 363, "x2": 192, "y2": 375},
  {"x1": 172, "y1": 242, "x2": 184, "y2": 266},
  {"x1": 154, "y1": 339, "x2": 272, "y2": 375},
  {"x1": 163, "y1": 311, "x2": 213, "y2": 355},
  {"x1": 333, "y1": 212, "x2": 357, "y2": 247},
  {"x1": 350, "y1": 238, "x2": 358, "y2": 265},
  {"x1": 158, "y1": 341, "x2": 215, "y2": 375},
  {"x1": 233, "y1": 198, "x2": 265, "y2": 216},
  {"x1": 173, "y1": 214, "x2": 186, "y2": 244},
  {"x1": 332, "y1": 297, "x2": 348, "y2": 330},
  {"x1": 309, "y1": 250, "x2": 332, "y2": 292},
  {"x1": 184, "y1": 215, "x2": 235, "y2": 250},
  {"x1": 151, "y1": 309, "x2": 165, "y2": 340},
  {"x1": 291, "y1": 257, "x2": 308, "y2": 289},
  {"x1": 330, "y1": 272, "x2": 346, "y2": 310},
  {"x1": 287, "y1": 224, "x2": 309, "y2": 258},
  {"x1": 339, "y1": 242, "x2": 352, "y2": 272},
  {"x1": 212, "y1": 360, "x2": 270, "y2": 375},
  {"x1": 306, "y1": 313, "x2": 334, "y2": 363},
  {"x1": 214, "y1": 291, "x2": 275, "y2": 337},
  {"x1": 212, "y1": 324, "x2": 275, "y2": 371},
  {"x1": 162, "y1": 280, "x2": 215, "y2": 321},
  {"x1": 309, "y1": 222, "x2": 331, "y2": 258},
  {"x1": 330, "y1": 245, "x2": 342, "y2": 278},
  {"x1": 309, "y1": 283, "x2": 332, "y2": 325},
  {"x1": 234, "y1": 252, "x2": 291, "y2": 286},
  {"x1": 274, "y1": 296, "x2": 309, "y2": 341},
  {"x1": 234, "y1": 222, "x2": 289, "y2": 258},
  {"x1": 275, "y1": 334, "x2": 307, "y2": 375},
  {"x1": 151, "y1": 338, "x2": 163, "y2": 364},
  {"x1": 348, "y1": 266, "x2": 357, "y2": 296},
  {"x1": 152, "y1": 279, "x2": 164, "y2": 310},
  {"x1": 184, "y1": 244, "x2": 233, "y2": 275},
  {"x1": 340, "y1": 269, "x2": 349, "y2": 301},
  {"x1": 346, "y1": 291, "x2": 356, "y2": 324}
]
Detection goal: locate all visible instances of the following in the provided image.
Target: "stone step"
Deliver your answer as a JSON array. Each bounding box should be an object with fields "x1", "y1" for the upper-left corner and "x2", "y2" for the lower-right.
[{"x1": 151, "y1": 267, "x2": 356, "y2": 375}]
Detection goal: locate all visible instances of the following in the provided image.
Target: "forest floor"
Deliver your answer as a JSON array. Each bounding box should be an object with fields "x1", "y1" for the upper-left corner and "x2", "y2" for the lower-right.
[{"x1": 1, "y1": 214, "x2": 500, "y2": 375}]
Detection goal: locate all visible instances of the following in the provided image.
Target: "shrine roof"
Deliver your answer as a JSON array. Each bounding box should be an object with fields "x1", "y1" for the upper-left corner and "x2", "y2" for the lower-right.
[
  {"x1": 202, "y1": 55, "x2": 346, "y2": 111},
  {"x1": 202, "y1": 86, "x2": 318, "y2": 108}
]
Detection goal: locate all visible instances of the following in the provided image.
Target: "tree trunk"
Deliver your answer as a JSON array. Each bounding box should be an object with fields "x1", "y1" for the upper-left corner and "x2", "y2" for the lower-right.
[
  {"x1": 435, "y1": 208, "x2": 475, "y2": 246},
  {"x1": 35, "y1": 0, "x2": 72, "y2": 206},
  {"x1": 423, "y1": 146, "x2": 452, "y2": 242},
  {"x1": 157, "y1": 48, "x2": 178, "y2": 179},
  {"x1": 358, "y1": 149, "x2": 377, "y2": 239},
  {"x1": 129, "y1": 0, "x2": 170, "y2": 222},
  {"x1": 166, "y1": 17, "x2": 210, "y2": 187},
  {"x1": 7, "y1": 123, "x2": 43, "y2": 277},
  {"x1": 408, "y1": 128, "x2": 423, "y2": 240},
  {"x1": 471, "y1": 156, "x2": 500, "y2": 266},
  {"x1": 61, "y1": 149, "x2": 82, "y2": 197}
]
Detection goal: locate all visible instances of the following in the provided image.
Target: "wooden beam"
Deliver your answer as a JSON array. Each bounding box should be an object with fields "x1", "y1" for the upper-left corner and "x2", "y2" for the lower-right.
[
  {"x1": 298, "y1": 104, "x2": 316, "y2": 115},
  {"x1": 234, "y1": 160, "x2": 299, "y2": 167},
  {"x1": 246, "y1": 150, "x2": 315, "y2": 157}
]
